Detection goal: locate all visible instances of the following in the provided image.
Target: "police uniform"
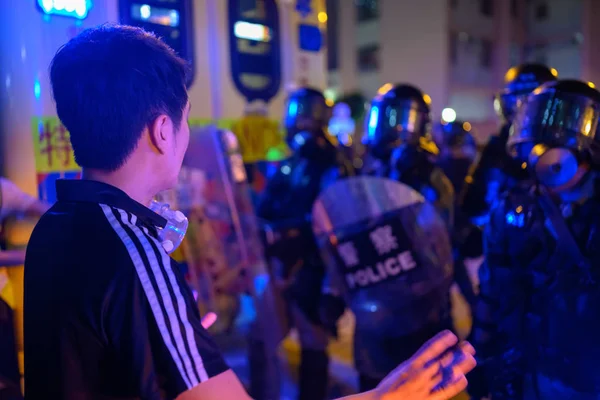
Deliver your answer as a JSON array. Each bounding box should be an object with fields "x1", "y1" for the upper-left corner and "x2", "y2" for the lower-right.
[
  {"x1": 364, "y1": 85, "x2": 474, "y2": 310},
  {"x1": 434, "y1": 120, "x2": 477, "y2": 196},
  {"x1": 255, "y1": 87, "x2": 353, "y2": 400},
  {"x1": 351, "y1": 84, "x2": 455, "y2": 390},
  {"x1": 473, "y1": 80, "x2": 600, "y2": 399},
  {"x1": 433, "y1": 120, "x2": 480, "y2": 308},
  {"x1": 460, "y1": 63, "x2": 558, "y2": 227}
]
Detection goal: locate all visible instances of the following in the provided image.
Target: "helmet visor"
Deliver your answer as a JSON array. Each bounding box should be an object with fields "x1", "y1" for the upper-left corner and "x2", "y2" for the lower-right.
[
  {"x1": 508, "y1": 90, "x2": 600, "y2": 157},
  {"x1": 364, "y1": 100, "x2": 430, "y2": 148},
  {"x1": 495, "y1": 92, "x2": 529, "y2": 122},
  {"x1": 284, "y1": 95, "x2": 329, "y2": 135}
]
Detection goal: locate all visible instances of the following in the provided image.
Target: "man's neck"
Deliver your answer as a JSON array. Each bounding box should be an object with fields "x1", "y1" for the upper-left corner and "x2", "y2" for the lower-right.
[{"x1": 82, "y1": 169, "x2": 157, "y2": 206}]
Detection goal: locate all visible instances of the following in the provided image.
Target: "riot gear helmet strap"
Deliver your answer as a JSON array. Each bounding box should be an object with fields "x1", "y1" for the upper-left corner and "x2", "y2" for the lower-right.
[
  {"x1": 508, "y1": 79, "x2": 600, "y2": 189},
  {"x1": 494, "y1": 63, "x2": 558, "y2": 123},
  {"x1": 363, "y1": 84, "x2": 432, "y2": 160}
]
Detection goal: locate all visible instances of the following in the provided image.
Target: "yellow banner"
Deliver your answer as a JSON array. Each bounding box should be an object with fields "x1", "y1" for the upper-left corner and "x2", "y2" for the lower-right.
[
  {"x1": 230, "y1": 116, "x2": 286, "y2": 163},
  {"x1": 29, "y1": 117, "x2": 289, "y2": 171},
  {"x1": 31, "y1": 117, "x2": 80, "y2": 173},
  {"x1": 189, "y1": 118, "x2": 235, "y2": 130},
  {"x1": 191, "y1": 117, "x2": 289, "y2": 163}
]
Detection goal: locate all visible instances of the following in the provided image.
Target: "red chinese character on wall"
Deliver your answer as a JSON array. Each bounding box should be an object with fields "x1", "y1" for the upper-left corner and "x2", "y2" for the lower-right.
[
  {"x1": 39, "y1": 121, "x2": 73, "y2": 168},
  {"x1": 55, "y1": 123, "x2": 72, "y2": 166}
]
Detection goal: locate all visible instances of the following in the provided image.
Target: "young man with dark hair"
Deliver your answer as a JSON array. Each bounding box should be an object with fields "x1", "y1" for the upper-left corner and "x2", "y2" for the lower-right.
[{"x1": 23, "y1": 25, "x2": 475, "y2": 399}]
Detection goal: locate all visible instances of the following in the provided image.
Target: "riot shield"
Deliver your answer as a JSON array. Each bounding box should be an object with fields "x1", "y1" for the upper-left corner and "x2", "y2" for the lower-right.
[
  {"x1": 155, "y1": 125, "x2": 285, "y2": 357},
  {"x1": 312, "y1": 176, "x2": 454, "y2": 337}
]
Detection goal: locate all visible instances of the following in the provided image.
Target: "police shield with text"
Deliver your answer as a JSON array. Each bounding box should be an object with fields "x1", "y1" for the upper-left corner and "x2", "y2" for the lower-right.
[
  {"x1": 255, "y1": 87, "x2": 354, "y2": 400},
  {"x1": 461, "y1": 63, "x2": 558, "y2": 226},
  {"x1": 312, "y1": 176, "x2": 454, "y2": 392},
  {"x1": 362, "y1": 84, "x2": 477, "y2": 309},
  {"x1": 472, "y1": 80, "x2": 600, "y2": 399}
]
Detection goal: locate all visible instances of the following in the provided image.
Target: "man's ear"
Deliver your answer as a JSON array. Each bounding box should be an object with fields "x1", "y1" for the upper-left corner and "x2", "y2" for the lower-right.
[{"x1": 148, "y1": 114, "x2": 170, "y2": 154}]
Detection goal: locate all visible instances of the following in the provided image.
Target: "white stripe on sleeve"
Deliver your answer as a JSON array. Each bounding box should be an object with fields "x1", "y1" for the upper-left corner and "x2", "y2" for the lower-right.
[
  {"x1": 99, "y1": 204, "x2": 196, "y2": 388},
  {"x1": 137, "y1": 223, "x2": 209, "y2": 382}
]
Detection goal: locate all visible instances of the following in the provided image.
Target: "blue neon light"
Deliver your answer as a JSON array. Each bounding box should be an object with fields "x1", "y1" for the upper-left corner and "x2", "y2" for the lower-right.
[
  {"x1": 253, "y1": 274, "x2": 269, "y2": 296},
  {"x1": 170, "y1": 10, "x2": 179, "y2": 26},
  {"x1": 367, "y1": 105, "x2": 379, "y2": 137},
  {"x1": 505, "y1": 211, "x2": 525, "y2": 227},
  {"x1": 281, "y1": 165, "x2": 292, "y2": 175},
  {"x1": 34, "y1": 80, "x2": 41, "y2": 100},
  {"x1": 140, "y1": 4, "x2": 151, "y2": 19},
  {"x1": 288, "y1": 99, "x2": 298, "y2": 117},
  {"x1": 38, "y1": 0, "x2": 92, "y2": 19}
]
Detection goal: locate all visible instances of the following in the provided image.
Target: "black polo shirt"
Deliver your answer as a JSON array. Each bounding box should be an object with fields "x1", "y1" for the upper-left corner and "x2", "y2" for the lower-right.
[{"x1": 24, "y1": 180, "x2": 229, "y2": 400}]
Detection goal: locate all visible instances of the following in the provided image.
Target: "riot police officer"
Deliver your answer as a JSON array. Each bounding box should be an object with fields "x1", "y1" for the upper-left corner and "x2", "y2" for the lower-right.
[
  {"x1": 433, "y1": 119, "x2": 480, "y2": 308},
  {"x1": 473, "y1": 79, "x2": 600, "y2": 399},
  {"x1": 362, "y1": 84, "x2": 477, "y2": 307},
  {"x1": 255, "y1": 87, "x2": 353, "y2": 400},
  {"x1": 460, "y1": 63, "x2": 558, "y2": 226},
  {"x1": 463, "y1": 64, "x2": 558, "y2": 397},
  {"x1": 434, "y1": 120, "x2": 478, "y2": 195},
  {"x1": 363, "y1": 84, "x2": 455, "y2": 225},
  {"x1": 348, "y1": 84, "x2": 461, "y2": 389}
]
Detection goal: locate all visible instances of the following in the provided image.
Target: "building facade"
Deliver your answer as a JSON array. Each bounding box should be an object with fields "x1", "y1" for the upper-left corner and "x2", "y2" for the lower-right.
[{"x1": 326, "y1": 0, "x2": 598, "y2": 141}]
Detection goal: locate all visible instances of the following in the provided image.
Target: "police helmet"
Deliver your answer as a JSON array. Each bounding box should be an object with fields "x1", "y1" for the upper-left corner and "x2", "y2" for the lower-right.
[
  {"x1": 495, "y1": 64, "x2": 558, "y2": 123},
  {"x1": 364, "y1": 83, "x2": 432, "y2": 160},
  {"x1": 284, "y1": 87, "x2": 330, "y2": 144},
  {"x1": 508, "y1": 79, "x2": 600, "y2": 189}
]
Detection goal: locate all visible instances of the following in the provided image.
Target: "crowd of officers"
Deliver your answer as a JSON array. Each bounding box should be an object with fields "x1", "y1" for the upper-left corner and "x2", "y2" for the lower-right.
[
  {"x1": 3, "y1": 63, "x2": 600, "y2": 400},
  {"x1": 255, "y1": 64, "x2": 600, "y2": 400}
]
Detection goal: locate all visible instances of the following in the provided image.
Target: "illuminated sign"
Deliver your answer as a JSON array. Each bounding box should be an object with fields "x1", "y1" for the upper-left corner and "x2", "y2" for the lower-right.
[
  {"x1": 234, "y1": 21, "x2": 271, "y2": 42},
  {"x1": 37, "y1": 0, "x2": 92, "y2": 19},
  {"x1": 228, "y1": 0, "x2": 282, "y2": 102},
  {"x1": 130, "y1": 4, "x2": 180, "y2": 27},
  {"x1": 298, "y1": 24, "x2": 322, "y2": 52},
  {"x1": 119, "y1": 1, "x2": 195, "y2": 87}
]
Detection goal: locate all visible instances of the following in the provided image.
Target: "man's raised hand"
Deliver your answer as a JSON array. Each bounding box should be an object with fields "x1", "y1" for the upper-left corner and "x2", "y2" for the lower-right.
[{"x1": 374, "y1": 330, "x2": 477, "y2": 400}]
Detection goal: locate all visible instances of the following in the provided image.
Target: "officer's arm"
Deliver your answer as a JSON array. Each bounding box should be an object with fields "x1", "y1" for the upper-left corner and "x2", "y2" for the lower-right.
[
  {"x1": 255, "y1": 166, "x2": 290, "y2": 222},
  {"x1": 319, "y1": 252, "x2": 347, "y2": 332},
  {"x1": 472, "y1": 195, "x2": 527, "y2": 359},
  {"x1": 459, "y1": 140, "x2": 499, "y2": 221},
  {"x1": 430, "y1": 167, "x2": 455, "y2": 228},
  {"x1": 472, "y1": 200, "x2": 506, "y2": 354},
  {"x1": 466, "y1": 199, "x2": 509, "y2": 399}
]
